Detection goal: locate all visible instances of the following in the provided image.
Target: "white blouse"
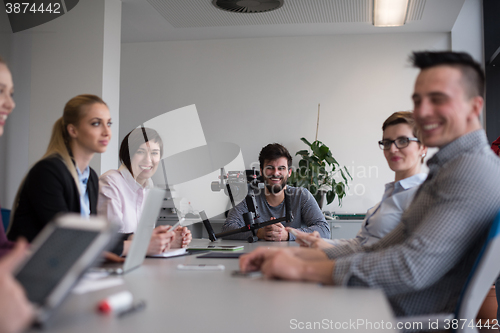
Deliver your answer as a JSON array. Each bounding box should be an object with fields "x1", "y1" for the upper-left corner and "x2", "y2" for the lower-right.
[
  {"x1": 98, "y1": 165, "x2": 153, "y2": 233},
  {"x1": 328, "y1": 173, "x2": 427, "y2": 247}
]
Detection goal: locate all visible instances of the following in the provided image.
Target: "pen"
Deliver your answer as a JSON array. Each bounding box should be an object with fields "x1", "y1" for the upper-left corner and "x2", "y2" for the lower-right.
[
  {"x1": 170, "y1": 218, "x2": 185, "y2": 231},
  {"x1": 117, "y1": 300, "x2": 147, "y2": 318}
]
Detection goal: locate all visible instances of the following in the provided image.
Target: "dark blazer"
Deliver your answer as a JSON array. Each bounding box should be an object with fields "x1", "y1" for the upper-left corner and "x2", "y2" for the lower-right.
[{"x1": 8, "y1": 156, "x2": 98, "y2": 242}]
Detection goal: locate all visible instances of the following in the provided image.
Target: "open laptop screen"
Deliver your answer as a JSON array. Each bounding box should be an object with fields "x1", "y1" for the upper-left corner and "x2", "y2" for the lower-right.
[{"x1": 16, "y1": 228, "x2": 100, "y2": 305}]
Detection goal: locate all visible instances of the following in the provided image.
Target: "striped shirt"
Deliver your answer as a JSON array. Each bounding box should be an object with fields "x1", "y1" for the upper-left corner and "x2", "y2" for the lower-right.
[{"x1": 324, "y1": 130, "x2": 500, "y2": 316}]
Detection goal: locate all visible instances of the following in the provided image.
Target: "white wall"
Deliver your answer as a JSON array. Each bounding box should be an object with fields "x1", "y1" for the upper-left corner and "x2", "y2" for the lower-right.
[
  {"x1": 451, "y1": 0, "x2": 485, "y2": 127},
  {"x1": 121, "y1": 33, "x2": 449, "y2": 214},
  {"x1": 451, "y1": 0, "x2": 483, "y2": 64},
  {"x1": 2, "y1": 0, "x2": 121, "y2": 208}
]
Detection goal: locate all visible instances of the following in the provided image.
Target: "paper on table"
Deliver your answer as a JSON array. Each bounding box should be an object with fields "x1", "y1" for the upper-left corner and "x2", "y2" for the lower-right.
[
  {"x1": 72, "y1": 273, "x2": 124, "y2": 294},
  {"x1": 148, "y1": 248, "x2": 187, "y2": 258}
]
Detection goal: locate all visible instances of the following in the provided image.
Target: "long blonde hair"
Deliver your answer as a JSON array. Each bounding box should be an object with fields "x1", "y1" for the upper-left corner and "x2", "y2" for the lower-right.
[
  {"x1": 43, "y1": 94, "x2": 107, "y2": 189},
  {"x1": 8, "y1": 95, "x2": 107, "y2": 231}
]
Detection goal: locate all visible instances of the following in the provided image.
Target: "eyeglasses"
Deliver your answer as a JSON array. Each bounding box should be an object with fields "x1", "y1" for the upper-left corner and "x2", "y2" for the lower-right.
[{"x1": 378, "y1": 137, "x2": 419, "y2": 150}]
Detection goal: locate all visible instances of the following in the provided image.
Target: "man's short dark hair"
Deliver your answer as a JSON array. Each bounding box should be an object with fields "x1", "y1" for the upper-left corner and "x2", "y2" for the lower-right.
[
  {"x1": 259, "y1": 143, "x2": 292, "y2": 170},
  {"x1": 410, "y1": 51, "x2": 485, "y2": 98}
]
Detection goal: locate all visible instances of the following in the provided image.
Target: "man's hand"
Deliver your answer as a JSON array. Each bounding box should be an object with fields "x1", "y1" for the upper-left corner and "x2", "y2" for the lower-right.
[
  {"x1": 260, "y1": 249, "x2": 308, "y2": 280},
  {"x1": 240, "y1": 246, "x2": 335, "y2": 284},
  {"x1": 0, "y1": 239, "x2": 34, "y2": 333},
  {"x1": 240, "y1": 247, "x2": 305, "y2": 281},
  {"x1": 287, "y1": 228, "x2": 334, "y2": 250},
  {"x1": 171, "y1": 227, "x2": 192, "y2": 248},
  {"x1": 239, "y1": 247, "x2": 281, "y2": 272},
  {"x1": 147, "y1": 225, "x2": 175, "y2": 255},
  {"x1": 257, "y1": 220, "x2": 288, "y2": 241}
]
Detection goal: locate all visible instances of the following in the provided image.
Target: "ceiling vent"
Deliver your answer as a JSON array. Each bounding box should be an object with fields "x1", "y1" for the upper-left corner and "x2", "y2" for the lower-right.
[{"x1": 212, "y1": 0, "x2": 284, "y2": 13}]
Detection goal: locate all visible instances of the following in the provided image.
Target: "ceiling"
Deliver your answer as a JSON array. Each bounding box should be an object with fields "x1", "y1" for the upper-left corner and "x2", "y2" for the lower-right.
[{"x1": 121, "y1": 0, "x2": 466, "y2": 43}]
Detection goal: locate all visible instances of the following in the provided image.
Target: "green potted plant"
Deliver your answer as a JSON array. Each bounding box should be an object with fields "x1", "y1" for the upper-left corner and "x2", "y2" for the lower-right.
[{"x1": 288, "y1": 105, "x2": 352, "y2": 208}]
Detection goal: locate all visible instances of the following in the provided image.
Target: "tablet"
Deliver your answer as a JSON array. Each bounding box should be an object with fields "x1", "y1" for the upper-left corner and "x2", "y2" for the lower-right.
[
  {"x1": 197, "y1": 252, "x2": 245, "y2": 259},
  {"x1": 14, "y1": 214, "x2": 117, "y2": 326},
  {"x1": 187, "y1": 245, "x2": 244, "y2": 251}
]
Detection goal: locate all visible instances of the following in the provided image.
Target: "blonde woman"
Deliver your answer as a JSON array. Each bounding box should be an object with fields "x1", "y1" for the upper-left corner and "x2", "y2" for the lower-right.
[
  {"x1": 8, "y1": 95, "x2": 112, "y2": 242},
  {"x1": 0, "y1": 56, "x2": 15, "y2": 257},
  {"x1": 0, "y1": 55, "x2": 35, "y2": 333}
]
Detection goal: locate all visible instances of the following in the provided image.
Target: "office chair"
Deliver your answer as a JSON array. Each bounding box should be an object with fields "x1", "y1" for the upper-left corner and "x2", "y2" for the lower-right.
[
  {"x1": 398, "y1": 209, "x2": 500, "y2": 333},
  {"x1": 1, "y1": 208, "x2": 10, "y2": 231}
]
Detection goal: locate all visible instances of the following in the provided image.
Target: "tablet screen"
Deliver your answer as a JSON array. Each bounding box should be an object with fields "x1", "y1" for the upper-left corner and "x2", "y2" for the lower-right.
[{"x1": 15, "y1": 228, "x2": 99, "y2": 305}]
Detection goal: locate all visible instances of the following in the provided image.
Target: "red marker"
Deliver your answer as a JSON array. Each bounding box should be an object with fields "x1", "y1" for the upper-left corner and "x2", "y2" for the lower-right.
[{"x1": 97, "y1": 291, "x2": 133, "y2": 314}]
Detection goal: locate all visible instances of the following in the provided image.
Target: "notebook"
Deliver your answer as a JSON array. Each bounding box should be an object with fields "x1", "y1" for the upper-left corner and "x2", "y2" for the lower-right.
[{"x1": 148, "y1": 247, "x2": 187, "y2": 258}]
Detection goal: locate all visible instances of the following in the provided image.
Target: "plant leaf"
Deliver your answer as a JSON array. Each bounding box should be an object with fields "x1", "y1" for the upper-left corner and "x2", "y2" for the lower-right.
[
  {"x1": 335, "y1": 183, "x2": 346, "y2": 206},
  {"x1": 310, "y1": 155, "x2": 321, "y2": 166},
  {"x1": 326, "y1": 191, "x2": 336, "y2": 205},
  {"x1": 314, "y1": 191, "x2": 322, "y2": 204},
  {"x1": 309, "y1": 184, "x2": 318, "y2": 196},
  {"x1": 300, "y1": 137, "x2": 312, "y2": 147},
  {"x1": 298, "y1": 159, "x2": 309, "y2": 168},
  {"x1": 344, "y1": 166, "x2": 353, "y2": 180},
  {"x1": 296, "y1": 150, "x2": 309, "y2": 157},
  {"x1": 311, "y1": 141, "x2": 322, "y2": 157},
  {"x1": 339, "y1": 169, "x2": 349, "y2": 184},
  {"x1": 317, "y1": 145, "x2": 329, "y2": 160}
]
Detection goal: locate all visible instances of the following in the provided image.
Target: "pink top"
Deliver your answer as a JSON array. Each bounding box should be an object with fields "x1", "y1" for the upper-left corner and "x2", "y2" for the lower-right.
[{"x1": 98, "y1": 165, "x2": 153, "y2": 233}]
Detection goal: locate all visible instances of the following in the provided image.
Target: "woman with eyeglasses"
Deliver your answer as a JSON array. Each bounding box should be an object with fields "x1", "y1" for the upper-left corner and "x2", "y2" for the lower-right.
[{"x1": 291, "y1": 111, "x2": 427, "y2": 249}]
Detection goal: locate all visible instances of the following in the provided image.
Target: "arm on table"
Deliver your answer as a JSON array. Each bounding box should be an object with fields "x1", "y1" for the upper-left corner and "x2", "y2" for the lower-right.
[
  {"x1": 239, "y1": 246, "x2": 335, "y2": 284},
  {"x1": 0, "y1": 239, "x2": 34, "y2": 333},
  {"x1": 287, "y1": 189, "x2": 330, "y2": 240},
  {"x1": 330, "y1": 171, "x2": 499, "y2": 295}
]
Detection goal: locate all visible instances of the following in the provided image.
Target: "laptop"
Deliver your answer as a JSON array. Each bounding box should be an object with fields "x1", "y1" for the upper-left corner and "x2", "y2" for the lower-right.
[
  {"x1": 98, "y1": 187, "x2": 166, "y2": 274},
  {"x1": 14, "y1": 214, "x2": 118, "y2": 326}
]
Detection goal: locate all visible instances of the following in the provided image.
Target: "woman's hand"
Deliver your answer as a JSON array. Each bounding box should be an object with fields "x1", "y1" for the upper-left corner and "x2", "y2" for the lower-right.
[
  {"x1": 146, "y1": 225, "x2": 175, "y2": 255},
  {"x1": 102, "y1": 251, "x2": 125, "y2": 262},
  {"x1": 171, "y1": 227, "x2": 192, "y2": 248},
  {"x1": 0, "y1": 240, "x2": 34, "y2": 333}
]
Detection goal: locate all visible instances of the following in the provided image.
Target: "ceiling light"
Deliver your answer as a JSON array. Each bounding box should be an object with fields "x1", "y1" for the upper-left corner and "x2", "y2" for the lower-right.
[{"x1": 373, "y1": 0, "x2": 409, "y2": 27}]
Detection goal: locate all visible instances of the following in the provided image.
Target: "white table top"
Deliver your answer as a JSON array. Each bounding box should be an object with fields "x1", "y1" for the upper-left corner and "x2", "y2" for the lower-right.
[{"x1": 34, "y1": 239, "x2": 397, "y2": 333}]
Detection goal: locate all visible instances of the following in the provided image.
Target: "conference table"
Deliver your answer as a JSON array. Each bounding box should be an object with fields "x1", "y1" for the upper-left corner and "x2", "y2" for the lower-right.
[{"x1": 32, "y1": 239, "x2": 398, "y2": 333}]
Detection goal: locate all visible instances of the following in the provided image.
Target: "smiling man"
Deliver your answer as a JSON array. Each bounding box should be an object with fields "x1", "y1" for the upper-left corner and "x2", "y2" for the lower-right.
[
  {"x1": 221, "y1": 143, "x2": 330, "y2": 241},
  {"x1": 239, "y1": 52, "x2": 500, "y2": 318}
]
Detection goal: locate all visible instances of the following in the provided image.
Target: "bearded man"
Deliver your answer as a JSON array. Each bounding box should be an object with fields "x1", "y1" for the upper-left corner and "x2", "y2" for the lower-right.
[{"x1": 221, "y1": 143, "x2": 330, "y2": 241}]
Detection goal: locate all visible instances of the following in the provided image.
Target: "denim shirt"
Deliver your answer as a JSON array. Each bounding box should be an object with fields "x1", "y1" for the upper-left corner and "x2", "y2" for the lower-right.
[{"x1": 328, "y1": 173, "x2": 427, "y2": 247}]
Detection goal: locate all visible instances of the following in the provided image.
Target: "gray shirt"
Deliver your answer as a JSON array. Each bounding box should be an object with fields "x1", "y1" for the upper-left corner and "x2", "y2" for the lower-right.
[
  {"x1": 324, "y1": 130, "x2": 500, "y2": 316},
  {"x1": 222, "y1": 186, "x2": 330, "y2": 240}
]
